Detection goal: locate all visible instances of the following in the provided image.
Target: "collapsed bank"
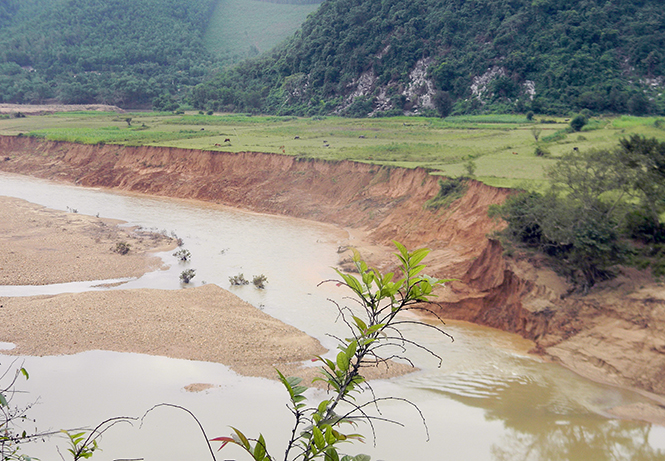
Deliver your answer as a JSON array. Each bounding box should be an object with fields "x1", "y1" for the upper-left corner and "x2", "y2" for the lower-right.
[{"x1": 1, "y1": 135, "x2": 664, "y2": 418}]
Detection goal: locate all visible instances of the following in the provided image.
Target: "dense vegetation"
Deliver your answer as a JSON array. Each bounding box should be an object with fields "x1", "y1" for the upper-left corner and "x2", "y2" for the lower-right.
[
  {"x1": 192, "y1": 0, "x2": 665, "y2": 117},
  {"x1": 494, "y1": 135, "x2": 665, "y2": 290},
  {"x1": 0, "y1": 0, "x2": 217, "y2": 107},
  {"x1": 1, "y1": 0, "x2": 663, "y2": 116}
]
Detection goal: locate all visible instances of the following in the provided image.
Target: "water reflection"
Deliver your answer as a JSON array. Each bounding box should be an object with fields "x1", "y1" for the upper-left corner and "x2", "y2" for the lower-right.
[{"x1": 493, "y1": 422, "x2": 663, "y2": 461}]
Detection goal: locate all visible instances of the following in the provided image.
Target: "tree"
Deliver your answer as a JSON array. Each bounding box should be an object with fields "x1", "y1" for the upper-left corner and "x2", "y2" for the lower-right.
[
  {"x1": 615, "y1": 135, "x2": 665, "y2": 225},
  {"x1": 495, "y1": 137, "x2": 665, "y2": 289},
  {"x1": 212, "y1": 242, "x2": 453, "y2": 460},
  {"x1": 569, "y1": 115, "x2": 587, "y2": 132},
  {"x1": 433, "y1": 91, "x2": 453, "y2": 118}
]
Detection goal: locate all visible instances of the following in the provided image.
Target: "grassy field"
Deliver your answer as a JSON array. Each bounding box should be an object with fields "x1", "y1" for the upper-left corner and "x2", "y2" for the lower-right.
[
  {"x1": 1, "y1": 111, "x2": 664, "y2": 189},
  {"x1": 204, "y1": 0, "x2": 320, "y2": 65}
]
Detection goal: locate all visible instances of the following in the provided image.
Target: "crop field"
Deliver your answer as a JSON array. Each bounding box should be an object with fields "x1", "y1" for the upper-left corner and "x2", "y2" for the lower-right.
[{"x1": 1, "y1": 111, "x2": 664, "y2": 189}]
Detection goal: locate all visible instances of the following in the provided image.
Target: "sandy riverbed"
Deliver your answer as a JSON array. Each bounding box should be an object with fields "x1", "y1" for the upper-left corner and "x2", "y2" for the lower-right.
[{"x1": 0, "y1": 196, "x2": 409, "y2": 382}]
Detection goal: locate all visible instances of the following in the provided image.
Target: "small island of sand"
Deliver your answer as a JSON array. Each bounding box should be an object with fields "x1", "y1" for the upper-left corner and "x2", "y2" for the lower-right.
[{"x1": 0, "y1": 196, "x2": 410, "y2": 382}]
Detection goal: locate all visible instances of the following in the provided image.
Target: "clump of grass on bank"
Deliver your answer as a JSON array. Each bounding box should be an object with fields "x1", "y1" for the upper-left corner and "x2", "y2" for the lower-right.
[{"x1": 424, "y1": 177, "x2": 468, "y2": 210}]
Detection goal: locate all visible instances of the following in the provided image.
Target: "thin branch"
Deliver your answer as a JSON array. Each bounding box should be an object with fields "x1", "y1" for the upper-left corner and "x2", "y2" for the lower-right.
[{"x1": 141, "y1": 403, "x2": 217, "y2": 461}]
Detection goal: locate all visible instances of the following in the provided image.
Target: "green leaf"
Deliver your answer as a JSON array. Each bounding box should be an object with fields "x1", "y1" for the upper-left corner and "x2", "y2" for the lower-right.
[
  {"x1": 292, "y1": 385, "x2": 308, "y2": 395},
  {"x1": 352, "y1": 316, "x2": 367, "y2": 332},
  {"x1": 286, "y1": 376, "x2": 303, "y2": 387},
  {"x1": 326, "y1": 447, "x2": 341, "y2": 461},
  {"x1": 342, "y1": 273, "x2": 363, "y2": 293},
  {"x1": 336, "y1": 351, "x2": 349, "y2": 372},
  {"x1": 0, "y1": 392, "x2": 7, "y2": 407},
  {"x1": 20, "y1": 367, "x2": 29, "y2": 380},
  {"x1": 317, "y1": 399, "x2": 329, "y2": 414},
  {"x1": 346, "y1": 340, "x2": 358, "y2": 360},
  {"x1": 231, "y1": 427, "x2": 251, "y2": 450},
  {"x1": 365, "y1": 323, "x2": 385, "y2": 335},
  {"x1": 312, "y1": 426, "x2": 326, "y2": 450},
  {"x1": 408, "y1": 264, "x2": 426, "y2": 279},
  {"x1": 393, "y1": 241, "x2": 408, "y2": 260},
  {"x1": 324, "y1": 425, "x2": 337, "y2": 445},
  {"x1": 408, "y1": 248, "x2": 430, "y2": 266},
  {"x1": 253, "y1": 434, "x2": 266, "y2": 460},
  {"x1": 353, "y1": 455, "x2": 372, "y2": 461}
]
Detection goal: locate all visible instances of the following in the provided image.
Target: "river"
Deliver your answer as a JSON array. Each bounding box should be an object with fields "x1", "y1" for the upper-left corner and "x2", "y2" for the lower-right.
[{"x1": 0, "y1": 171, "x2": 664, "y2": 461}]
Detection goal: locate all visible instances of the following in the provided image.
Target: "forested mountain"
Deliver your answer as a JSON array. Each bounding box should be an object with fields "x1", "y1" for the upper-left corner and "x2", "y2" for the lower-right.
[
  {"x1": 0, "y1": 0, "x2": 218, "y2": 107},
  {"x1": 1, "y1": 0, "x2": 663, "y2": 115},
  {"x1": 192, "y1": 0, "x2": 665, "y2": 116}
]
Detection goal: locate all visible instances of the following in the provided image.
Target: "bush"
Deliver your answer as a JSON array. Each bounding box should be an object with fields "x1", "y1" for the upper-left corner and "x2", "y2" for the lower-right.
[
  {"x1": 229, "y1": 273, "x2": 249, "y2": 285},
  {"x1": 173, "y1": 248, "x2": 191, "y2": 261},
  {"x1": 113, "y1": 242, "x2": 131, "y2": 255},
  {"x1": 570, "y1": 115, "x2": 588, "y2": 132},
  {"x1": 464, "y1": 160, "x2": 477, "y2": 177},
  {"x1": 534, "y1": 145, "x2": 551, "y2": 157},
  {"x1": 424, "y1": 178, "x2": 468, "y2": 210},
  {"x1": 624, "y1": 209, "x2": 665, "y2": 243},
  {"x1": 252, "y1": 274, "x2": 268, "y2": 289},
  {"x1": 180, "y1": 269, "x2": 196, "y2": 283},
  {"x1": 496, "y1": 190, "x2": 624, "y2": 290}
]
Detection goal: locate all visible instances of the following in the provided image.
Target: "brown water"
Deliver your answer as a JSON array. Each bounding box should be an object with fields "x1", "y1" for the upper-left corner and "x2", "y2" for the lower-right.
[{"x1": 1, "y1": 171, "x2": 664, "y2": 461}]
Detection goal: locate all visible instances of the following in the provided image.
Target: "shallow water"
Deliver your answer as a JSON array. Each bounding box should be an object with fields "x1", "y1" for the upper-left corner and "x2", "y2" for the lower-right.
[{"x1": 0, "y1": 171, "x2": 663, "y2": 461}]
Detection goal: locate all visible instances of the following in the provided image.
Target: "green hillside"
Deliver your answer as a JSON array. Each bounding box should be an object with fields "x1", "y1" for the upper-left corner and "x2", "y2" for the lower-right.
[
  {"x1": 0, "y1": 0, "x2": 321, "y2": 108},
  {"x1": 192, "y1": 0, "x2": 665, "y2": 117},
  {"x1": 204, "y1": 0, "x2": 321, "y2": 67},
  {"x1": 0, "y1": 0, "x2": 218, "y2": 107}
]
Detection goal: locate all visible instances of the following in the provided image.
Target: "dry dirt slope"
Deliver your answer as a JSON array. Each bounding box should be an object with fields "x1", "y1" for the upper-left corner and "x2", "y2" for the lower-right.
[{"x1": 1, "y1": 135, "x2": 664, "y2": 414}]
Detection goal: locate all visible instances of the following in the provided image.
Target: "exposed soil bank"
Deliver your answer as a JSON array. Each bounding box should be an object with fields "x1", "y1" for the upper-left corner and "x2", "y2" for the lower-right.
[{"x1": 1, "y1": 135, "x2": 664, "y2": 415}]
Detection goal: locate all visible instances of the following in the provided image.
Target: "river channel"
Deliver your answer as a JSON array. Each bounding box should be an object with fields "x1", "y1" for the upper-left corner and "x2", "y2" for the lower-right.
[{"x1": 0, "y1": 171, "x2": 664, "y2": 460}]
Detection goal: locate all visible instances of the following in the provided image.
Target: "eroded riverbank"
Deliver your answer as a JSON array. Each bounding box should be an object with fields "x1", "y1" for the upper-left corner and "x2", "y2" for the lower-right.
[{"x1": 1, "y1": 135, "x2": 664, "y2": 423}]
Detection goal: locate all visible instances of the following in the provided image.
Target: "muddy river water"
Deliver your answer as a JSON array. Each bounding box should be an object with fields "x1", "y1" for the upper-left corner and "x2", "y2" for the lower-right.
[{"x1": 0, "y1": 172, "x2": 664, "y2": 460}]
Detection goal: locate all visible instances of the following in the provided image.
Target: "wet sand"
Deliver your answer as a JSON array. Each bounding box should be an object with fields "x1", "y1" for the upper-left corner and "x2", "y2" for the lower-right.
[{"x1": 0, "y1": 196, "x2": 410, "y2": 382}]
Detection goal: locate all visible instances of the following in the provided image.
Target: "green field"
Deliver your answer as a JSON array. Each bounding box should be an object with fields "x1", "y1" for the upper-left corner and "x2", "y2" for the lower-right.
[
  {"x1": 204, "y1": 0, "x2": 320, "y2": 66},
  {"x1": 2, "y1": 112, "x2": 664, "y2": 189}
]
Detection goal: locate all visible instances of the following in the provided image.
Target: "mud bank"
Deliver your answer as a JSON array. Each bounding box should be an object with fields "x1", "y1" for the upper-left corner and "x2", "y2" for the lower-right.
[{"x1": 1, "y1": 135, "x2": 664, "y2": 411}]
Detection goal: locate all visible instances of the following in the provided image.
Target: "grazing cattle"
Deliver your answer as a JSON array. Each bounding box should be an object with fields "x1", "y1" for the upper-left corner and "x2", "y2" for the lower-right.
[
  {"x1": 214, "y1": 143, "x2": 221, "y2": 147},
  {"x1": 224, "y1": 138, "x2": 231, "y2": 143},
  {"x1": 573, "y1": 147, "x2": 579, "y2": 151},
  {"x1": 512, "y1": 152, "x2": 518, "y2": 155},
  {"x1": 294, "y1": 136, "x2": 300, "y2": 139},
  {"x1": 359, "y1": 135, "x2": 365, "y2": 139}
]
